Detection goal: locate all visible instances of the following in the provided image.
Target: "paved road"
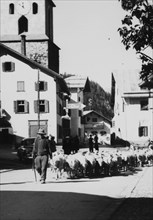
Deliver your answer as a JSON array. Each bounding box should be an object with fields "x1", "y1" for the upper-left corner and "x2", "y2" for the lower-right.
[{"x1": 0, "y1": 145, "x2": 153, "y2": 220}]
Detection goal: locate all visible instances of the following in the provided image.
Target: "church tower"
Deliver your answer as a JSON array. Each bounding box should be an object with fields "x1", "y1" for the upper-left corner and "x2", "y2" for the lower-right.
[{"x1": 0, "y1": 0, "x2": 59, "y2": 72}]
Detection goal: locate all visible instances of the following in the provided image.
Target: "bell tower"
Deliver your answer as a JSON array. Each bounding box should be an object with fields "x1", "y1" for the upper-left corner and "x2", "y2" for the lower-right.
[{"x1": 0, "y1": 0, "x2": 59, "y2": 72}]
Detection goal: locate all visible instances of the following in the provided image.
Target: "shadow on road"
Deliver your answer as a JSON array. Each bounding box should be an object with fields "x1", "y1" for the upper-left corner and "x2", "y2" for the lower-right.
[
  {"x1": 0, "y1": 190, "x2": 152, "y2": 220},
  {"x1": 0, "y1": 146, "x2": 33, "y2": 171},
  {"x1": 0, "y1": 157, "x2": 33, "y2": 171},
  {"x1": 109, "y1": 197, "x2": 153, "y2": 220}
]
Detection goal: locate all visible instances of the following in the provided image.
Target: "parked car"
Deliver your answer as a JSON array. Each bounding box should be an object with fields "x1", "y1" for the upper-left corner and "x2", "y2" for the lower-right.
[{"x1": 17, "y1": 137, "x2": 35, "y2": 161}]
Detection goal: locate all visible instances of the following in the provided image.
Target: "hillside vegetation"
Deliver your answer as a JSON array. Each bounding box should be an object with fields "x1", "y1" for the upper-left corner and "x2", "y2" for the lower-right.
[{"x1": 84, "y1": 80, "x2": 114, "y2": 120}]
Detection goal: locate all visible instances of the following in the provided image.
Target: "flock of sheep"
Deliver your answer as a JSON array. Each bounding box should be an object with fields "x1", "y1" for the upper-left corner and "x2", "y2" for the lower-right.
[{"x1": 49, "y1": 147, "x2": 153, "y2": 180}]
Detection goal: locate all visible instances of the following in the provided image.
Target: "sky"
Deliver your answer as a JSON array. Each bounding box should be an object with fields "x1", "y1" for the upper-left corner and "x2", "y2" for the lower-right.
[{"x1": 53, "y1": 0, "x2": 142, "y2": 92}]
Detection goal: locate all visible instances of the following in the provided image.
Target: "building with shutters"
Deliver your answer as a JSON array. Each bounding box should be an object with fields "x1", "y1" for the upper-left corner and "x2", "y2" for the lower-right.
[
  {"x1": 0, "y1": 43, "x2": 69, "y2": 144},
  {"x1": 0, "y1": 0, "x2": 70, "y2": 144},
  {"x1": 111, "y1": 71, "x2": 153, "y2": 147}
]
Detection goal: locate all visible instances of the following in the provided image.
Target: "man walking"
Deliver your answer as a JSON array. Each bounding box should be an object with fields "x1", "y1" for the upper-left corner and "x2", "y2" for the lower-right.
[
  {"x1": 88, "y1": 134, "x2": 94, "y2": 153},
  {"x1": 32, "y1": 128, "x2": 52, "y2": 184}
]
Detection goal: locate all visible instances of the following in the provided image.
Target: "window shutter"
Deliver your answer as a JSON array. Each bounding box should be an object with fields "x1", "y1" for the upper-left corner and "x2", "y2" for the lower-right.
[
  {"x1": 44, "y1": 81, "x2": 48, "y2": 91},
  {"x1": 14, "y1": 101, "x2": 17, "y2": 113},
  {"x1": 35, "y1": 82, "x2": 38, "y2": 91},
  {"x1": 79, "y1": 110, "x2": 82, "y2": 117},
  {"x1": 144, "y1": 127, "x2": 148, "y2": 136},
  {"x1": 11, "y1": 62, "x2": 15, "y2": 71},
  {"x1": 68, "y1": 109, "x2": 71, "y2": 116},
  {"x1": 45, "y1": 100, "x2": 49, "y2": 113},
  {"x1": 138, "y1": 127, "x2": 141, "y2": 137},
  {"x1": 34, "y1": 100, "x2": 38, "y2": 113},
  {"x1": 25, "y1": 101, "x2": 29, "y2": 113}
]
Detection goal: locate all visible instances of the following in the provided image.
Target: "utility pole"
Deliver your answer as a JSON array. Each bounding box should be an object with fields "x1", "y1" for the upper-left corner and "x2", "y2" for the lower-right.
[{"x1": 37, "y1": 69, "x2": 40, "y2": 129}]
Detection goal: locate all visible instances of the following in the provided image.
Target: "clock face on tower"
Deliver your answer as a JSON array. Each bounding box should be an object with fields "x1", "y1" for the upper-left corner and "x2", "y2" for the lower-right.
[{"x1": 16, "y1": 0, "x2": 30, "y2": 15}]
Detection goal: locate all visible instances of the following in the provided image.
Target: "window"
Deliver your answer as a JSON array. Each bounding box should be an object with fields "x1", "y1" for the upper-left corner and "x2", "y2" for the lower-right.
[
  {"x1": 79, "y1": 110, "x2": 82, "y2": 117},
  {"x1": 100, "y1": 131, "x2": 106, "y2": 136},
  {"x1": 140, "y1": 99, "x2": 148, "y2": 111},
  {"x1": 57, "y1": 102, "x2": 63, "y2": 116},
  {"x1": 91, "y1": 131, "x2": 97, "y2": 135},
  {"x1": 14, "y1": 100, "x2": 29, "y2": 113},
  {"x1": 18, "y1": 16, "x2": 28, "y2": 35},
  {"x1": 78, "y1": 128, "x2": 81, "y2": 136},
  {"x1": 58, "y1": 125, "x2": 62, "y2": 139},
  {"x1": 92, "y1": 118, "x2": 97, "y2": 122},
  {"x1": 32, "y1": 2, "x2": 38, "y2": 14},
  {"x1": 9, "y1": 3, "x2": 14, "y2": 14},
  {"x1": 138, "y1": 126, "x2": 148, "y2": 137},
  {"x1": 17, "y1": 81, "x2": 25, "y2": 92},
  {"x1": 68, "y1": 109, "x2": 71, "y2": 117},
  {"x1": 2, "y1": 62, "x2": 15, "y2": 72},
  {"x1": 34, "y1": 100, "x2": 49, "y2": 113},
  {"x1": 112, "y1": 121, "x2": 115, "y2": 127},
  {"x1": 87, "y1": 117, "x2": 90, "y2": 122},
  {"x1": 35, "y1": 81, "x2": 48, "y2": 91}
]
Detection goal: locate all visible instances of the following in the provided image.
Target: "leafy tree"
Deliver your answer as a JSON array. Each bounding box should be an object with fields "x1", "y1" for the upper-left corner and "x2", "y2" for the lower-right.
[{"x1": 118, "y1": 0, "x2": 153, "y2": 84}]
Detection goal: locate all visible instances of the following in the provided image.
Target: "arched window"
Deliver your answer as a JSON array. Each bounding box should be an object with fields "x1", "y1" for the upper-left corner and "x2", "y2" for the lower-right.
[
  {"x1": 9, "y1": 3, "x2": 14, "y2": 14},
  {"x1": 18, "y1": 16, "x2": 28, "y2": 35},
  {"x1": 32, "y1": 2, "x2": 38, "y2": 14}
]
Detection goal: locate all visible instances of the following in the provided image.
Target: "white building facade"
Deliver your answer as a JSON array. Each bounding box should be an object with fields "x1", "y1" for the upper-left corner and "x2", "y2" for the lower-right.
[
  {"x1": 111, "y1": 71, "x2": 153, "y2": 147},
  {"x1": 0, "y1": 43, "x2": 69, "y2": 144},
  {"x1": 65, "y1": 76, "x2": 91, "y2": 140}
]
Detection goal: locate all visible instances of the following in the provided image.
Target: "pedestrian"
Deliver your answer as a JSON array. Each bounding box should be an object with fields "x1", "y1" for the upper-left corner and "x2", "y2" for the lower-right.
[
  {"x1": 48, "y1": 135, "x2": 56, "y2": 153},
  {"x1": 72, "y1": 135, "x2": 80, "y2": 154},
  {"x1": 62, "y1": 136, "x2": 71, "y2": 155},
  {"x1": 32, "y1": 128, "x2": 52, "y2": 184},
  {"x1": 88, "y1": 134, "x2": 94, "y2": 153},
  {"x1": 94, "y1": 134, "x2": 99, "y2": 152}
]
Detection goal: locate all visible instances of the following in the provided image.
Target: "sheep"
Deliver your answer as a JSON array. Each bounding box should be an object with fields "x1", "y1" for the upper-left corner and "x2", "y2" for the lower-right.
[
  {"x1": 50, "y1": 151, "x2": 69, "y2": 179},
  {"x1": 66, "y1": 153, "x2": 84, "y2": 178}
]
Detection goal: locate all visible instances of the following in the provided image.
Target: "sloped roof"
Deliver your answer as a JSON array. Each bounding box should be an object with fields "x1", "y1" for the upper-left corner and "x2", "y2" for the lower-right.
[
  {"x1": 50, "y1": 0, "x2": 56, "y2": 7},
  {"x1": 83, "y1": 110, "x2": 111, "y2": 124},
  {"x1": 139, "y1": 73, "x2": 153, "y2": 89},
  {"x1": 83, "y1": 110, "x2": 93, "y2": 116},
  {"x1": 0, "y1": 118, "x2": 12, "y2": 128},
  {"x1": 0, "y1": 43, "x2": 70, "y2": 94},
  {"x1": 65, "y1": 75, "x2": 91, "y2": 92}
]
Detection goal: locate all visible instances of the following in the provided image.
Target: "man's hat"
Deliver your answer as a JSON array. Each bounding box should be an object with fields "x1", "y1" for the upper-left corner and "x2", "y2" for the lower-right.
[{"x1": 37, "y1": 128, "x2": 46, "y2": 135}]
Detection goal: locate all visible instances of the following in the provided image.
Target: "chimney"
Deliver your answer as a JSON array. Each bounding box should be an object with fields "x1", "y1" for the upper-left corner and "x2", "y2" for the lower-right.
[{"x1": 20, "y1": 34, "x2": 26, "y2": 56}]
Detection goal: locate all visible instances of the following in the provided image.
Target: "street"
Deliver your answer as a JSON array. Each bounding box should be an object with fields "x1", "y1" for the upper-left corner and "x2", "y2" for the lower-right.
[{"x1": 0, "y1": 146, "x2": 153, "y2": 220}]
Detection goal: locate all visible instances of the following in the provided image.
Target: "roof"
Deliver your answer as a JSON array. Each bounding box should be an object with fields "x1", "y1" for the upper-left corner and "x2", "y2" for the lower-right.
[
  {"x1": 112, "y1": 69, "x2": 142, "y2": 94},
  {"x1": 0, "y1": 118, "x2": 12, "y2": 128},
  {"x1": 139, "y1": 73, "x2": 153, "y2": 89},
  {"x1": 83, "y1": 110, "x2": 111, "y2": 124},
  {"x1": 122, "y1": 90, "x2": 153, "y2": 98},
  {"x1": 83, "y1": 110, "x2": 93, "y2": 116},
  {"x1": 65, "y1": 75, "x2": 91, "y2": 92},
  {"x1": 0, "y1": 43, "x2": 70, "y2": 95},
  {"x1": 50, "y1": 0, "x2": 56, "y2": 7}
]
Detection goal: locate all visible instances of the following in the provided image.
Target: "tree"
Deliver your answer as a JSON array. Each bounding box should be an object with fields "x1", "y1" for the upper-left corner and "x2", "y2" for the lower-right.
[{"x1": 118, "y1": 0, "x2": 153, "y2": 85}]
